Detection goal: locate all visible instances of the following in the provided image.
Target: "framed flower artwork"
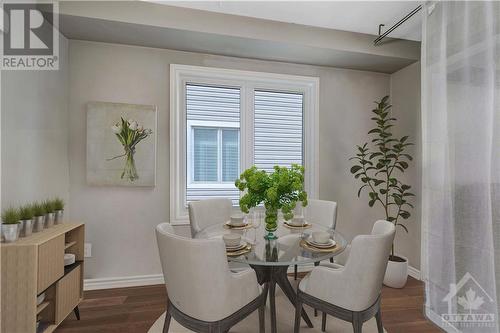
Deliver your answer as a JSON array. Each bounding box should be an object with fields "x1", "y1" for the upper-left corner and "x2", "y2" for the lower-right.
[{"x1": 86, "y1": 102, "x2": 157, "y2": 187}]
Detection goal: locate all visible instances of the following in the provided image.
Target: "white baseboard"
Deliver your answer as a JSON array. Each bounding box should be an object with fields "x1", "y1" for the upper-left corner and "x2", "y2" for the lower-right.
[
  {"x1": 408, "y1": 265, "x2": 421, "y2": 280},
  {"x1": 84, "y1": 264, "x2": 421, "y2": 291},
  {"x1": 84, "y1": 265, "x2": 313, "y2": 291},
  {"x1": 84, "y1": 274, "x2": 164, "y2": 291}
]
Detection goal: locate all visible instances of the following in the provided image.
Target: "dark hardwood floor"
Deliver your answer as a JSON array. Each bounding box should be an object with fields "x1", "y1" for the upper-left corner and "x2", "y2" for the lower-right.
[{"x1": 56, "y1": 276, "x2": 441, "y2": 333}]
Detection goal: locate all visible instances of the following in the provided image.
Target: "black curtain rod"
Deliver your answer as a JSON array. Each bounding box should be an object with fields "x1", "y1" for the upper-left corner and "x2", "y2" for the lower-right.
[{"x1": 374, "y1": 5, "x2": 422, "y2": 45}]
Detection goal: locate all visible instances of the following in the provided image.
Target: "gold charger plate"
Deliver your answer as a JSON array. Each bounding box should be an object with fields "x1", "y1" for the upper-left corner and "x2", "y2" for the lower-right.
[
  {"x1": 223, "y1": 222, "x2": 253, "y2": 230},
  {"x1": 283, "y1": 222, "x2": 312, "y2": 230},
  {"x1": 226, "y1": 245, "x2": 252, "y2": 257},
  {"x1": 299, "y1": 239, "x2": 338, "y2": 253}
]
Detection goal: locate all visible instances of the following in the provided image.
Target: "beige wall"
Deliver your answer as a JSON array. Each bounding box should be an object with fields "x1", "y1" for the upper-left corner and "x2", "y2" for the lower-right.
[
  {"x1": 68, "y1": 40, "x2": 421, "y2": 280},
  {"x1": 389, "y1": 62, "x2": 422, "y2": 270},
  {"x1": 1, "y1": 34, "x2": 70, "y2": 210}
]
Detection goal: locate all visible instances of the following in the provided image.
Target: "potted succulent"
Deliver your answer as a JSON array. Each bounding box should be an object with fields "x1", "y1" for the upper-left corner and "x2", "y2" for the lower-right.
[
  {"x1": 2, "y1": 207, "x2": 20, "y2": 243},
  {"x1": 18, "y1": 205, "x2": 34, "y2": 237},
  {"x1": 236, "y1": 164, "x2": 308, "y2": 240},
  {"x1": 43, "y1": 200, "x2": 55, "y2": 228},
  {"x1": 32, "y1": 202, "x2": 45, "y2": 232},
  {"x1": 350, "y1": 96, "x2": 415, "y2": 288},
  {"x1": 53, "y1": 198, "x2": 64, "y2": 224}
]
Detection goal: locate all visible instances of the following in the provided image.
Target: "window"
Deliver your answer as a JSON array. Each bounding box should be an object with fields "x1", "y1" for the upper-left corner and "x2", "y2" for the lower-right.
[
  {"x1": 254, "y1": 90, "x2": 303, "y2": 173},
  {"x1": 186, "y1": 84, "x2": 241, "y2": 203},
  {"x1": 171, "y1": 65, "x2": 319, "y2": 224}
]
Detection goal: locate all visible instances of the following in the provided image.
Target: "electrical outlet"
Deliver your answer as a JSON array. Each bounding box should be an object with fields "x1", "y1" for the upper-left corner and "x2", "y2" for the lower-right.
[{"x1": 84, "y1": 243, "x2": 92, "y2": 258}]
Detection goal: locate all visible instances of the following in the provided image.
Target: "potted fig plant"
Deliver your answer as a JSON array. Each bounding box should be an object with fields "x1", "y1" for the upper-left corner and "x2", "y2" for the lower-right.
[
  {"x1": 42, "y1": 200, "x2": 55, "y2": 228},
  {"x1": 53, "y1": 198, "x2": 64, "y2": 224},
  {"x1": 349, "y1": 96, "x2": 415, "y2": 288},
  {"x1": 32, "y1": 202, "x2": 45, "y2": 232},
  {"x1": 19, "y1": 205, "x2": 34, "y2": 237},
  {"x1": 2, "y1": 207, "x2": 20, "y2": 243},
  {"x1": 236, "y1": 164, "x2": 308, "y2": 240}
]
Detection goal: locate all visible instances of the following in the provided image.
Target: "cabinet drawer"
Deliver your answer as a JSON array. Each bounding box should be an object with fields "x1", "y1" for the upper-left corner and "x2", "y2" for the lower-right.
[
  {"x1": 38, "y1": 235, "x2": 64, "y2": 293},
  {"x1": 55, "y1": 265, "x2": 81, "y2": 324}
]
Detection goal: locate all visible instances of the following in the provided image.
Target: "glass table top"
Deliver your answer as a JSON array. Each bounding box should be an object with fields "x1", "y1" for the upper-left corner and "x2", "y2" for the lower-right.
[{"x1": 195, "y1": 220, "x2": 348, "y2": 266}]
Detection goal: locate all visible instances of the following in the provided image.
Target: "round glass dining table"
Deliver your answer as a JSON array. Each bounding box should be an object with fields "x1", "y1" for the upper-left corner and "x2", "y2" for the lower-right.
[{"x1": 195, "y1": 221, "x2": 348, "y2": 333}]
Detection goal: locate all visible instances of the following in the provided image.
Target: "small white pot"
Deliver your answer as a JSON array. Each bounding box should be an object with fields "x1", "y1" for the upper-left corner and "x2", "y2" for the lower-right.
[
  {"x1": 45, "y1": 213, "x2": 55, "y2": 228},
  {"x1": 54, "y1": 210, "x2": 64, "y2": 224},
  {"x1": 383, "y1": 255, "x2": 408, "y2": 288},
  {"x1": 33, "y1": 216, "x2": 45, "y2": 232},
  {"x1": 2, "y1": 224, "x2": 19, "y2": 243},
  {"x1": 19, "y1": 219, "x2": 34, "y2": 237}
]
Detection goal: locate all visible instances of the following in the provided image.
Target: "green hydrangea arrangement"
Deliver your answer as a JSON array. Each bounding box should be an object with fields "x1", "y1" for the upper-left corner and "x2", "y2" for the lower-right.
[{"x1": 235, "y1": 164, "x2": 308, "y2": 236}]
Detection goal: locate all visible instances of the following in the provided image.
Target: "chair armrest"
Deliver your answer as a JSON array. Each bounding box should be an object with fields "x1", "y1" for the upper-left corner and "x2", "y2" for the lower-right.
[
  {"x1": 231, "y1": 268, "x2": 259, "y2": 286},
  {"x1": 302, "y1": 265, "x2": 364, "y2": 311},
  {"x1": 334, "y1": 244, "x2": 351, "y2": 266},
  {"x1": 319, "y1": 262, "x2": 344, "y2": 269}
]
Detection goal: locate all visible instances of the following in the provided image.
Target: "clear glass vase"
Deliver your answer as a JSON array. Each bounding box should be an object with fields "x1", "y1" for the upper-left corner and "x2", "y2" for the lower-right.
[
  {"x1": 264, "y1": 208, "x2": 278, "y2": 240},
  {"x1": 122, "y1": 151, "x2": 138, "y2": 182}
]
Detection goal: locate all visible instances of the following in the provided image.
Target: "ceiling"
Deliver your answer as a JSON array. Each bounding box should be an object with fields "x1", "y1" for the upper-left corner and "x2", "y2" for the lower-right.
[
  {"x1": 58, "y1": 1, "x2": 420, "y2": 73},
  {"x1": 156, "y1": 1, "x2": 422, "y2": 41}
]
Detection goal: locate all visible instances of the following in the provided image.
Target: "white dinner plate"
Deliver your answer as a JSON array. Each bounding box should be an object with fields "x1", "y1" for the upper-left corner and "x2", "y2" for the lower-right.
[
  {"x1": 226, "y1": 241, "x2": 248, "y2": 251},
  {"x1": 225, "y1": 221, "x2": 249, "y2": 228},
  {"x1": 306, "y1": 238, "x2": 336, "y2": 249}
]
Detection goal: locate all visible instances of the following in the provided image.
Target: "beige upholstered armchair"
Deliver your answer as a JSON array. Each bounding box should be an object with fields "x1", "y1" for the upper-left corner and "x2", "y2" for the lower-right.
[
  {"x1": 156, "y1": 223, "x2": 266, "y2": 333},
  {"x1": 188, "y1": 198, "x2": 232, "y2": 237},
  {"x1": 294, "y1": 199, "x2": 338, "y2": 280},
  {"x1": 295, "y1": 220, "x2": 395, "y2": 333}
]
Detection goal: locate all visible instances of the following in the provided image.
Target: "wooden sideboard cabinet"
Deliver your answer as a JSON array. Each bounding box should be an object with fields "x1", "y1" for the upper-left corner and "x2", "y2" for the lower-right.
[{"x1": 1, "y1": 223, "x2": 85, "y2": 333}]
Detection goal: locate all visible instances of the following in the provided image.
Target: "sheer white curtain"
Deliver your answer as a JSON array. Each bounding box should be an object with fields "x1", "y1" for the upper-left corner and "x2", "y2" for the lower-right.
[{"x1": 422, "y1": 1, "x2": 500, "y2": 332}]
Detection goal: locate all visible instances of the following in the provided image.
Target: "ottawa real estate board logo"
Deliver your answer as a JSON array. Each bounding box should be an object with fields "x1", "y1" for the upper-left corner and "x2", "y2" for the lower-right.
[
  {"x1": 442, "y1": 272, "x2": 496, "y2": 329},
  {"x1": 1, "y1": 1, "x2": 59, "y2": 70}
]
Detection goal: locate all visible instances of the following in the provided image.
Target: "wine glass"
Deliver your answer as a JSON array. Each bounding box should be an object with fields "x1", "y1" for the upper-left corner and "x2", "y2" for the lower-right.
[{"x1": 252, "y1": 210, "x2": 262, "y2": 245}]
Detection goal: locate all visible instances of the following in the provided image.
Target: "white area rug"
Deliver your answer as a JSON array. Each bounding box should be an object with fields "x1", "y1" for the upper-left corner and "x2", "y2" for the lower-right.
[{"x1": 148, "y1": 279, "x2": 385, "y2": 333}]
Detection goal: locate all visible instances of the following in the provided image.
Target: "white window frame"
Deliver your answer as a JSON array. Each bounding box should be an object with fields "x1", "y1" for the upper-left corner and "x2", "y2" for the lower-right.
[
  {"x1": 187, "y1": 120, "x2": 240, "y2": 187},
  {"x1": 170, "y1": 64, "x2": 319, "y2": 225}
]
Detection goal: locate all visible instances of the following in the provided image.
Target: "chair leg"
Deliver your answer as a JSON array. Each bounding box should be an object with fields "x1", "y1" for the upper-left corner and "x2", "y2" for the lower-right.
[
  {"x1": 294, "y1": 295, "x2": 302, "y2": 333},
  {"x1": 352, "y1": 312, "x2": 363, "y2": 333},
  {"x1": 163, "y1": 302, "x2": 172, "y2": 333},
  {"x1": 375, "y1": 308, "x2": 383, "y2": 333},
  {"x1": 73, "y1": 306, "x2": 80, "y2": 320},
  {"x1": 294, "y1": 264, "x2": 298, "y2": 280},
  {"x1": 313, "y1": 260, "x2": 320, "y2": 317},
  {"x1": 329, "y1": 257, "x2": 334, "y2": 263},
  {"x1": 321, "y1": 312, "x2": 326, "y2": 332},
  {"x1": 259, "y1": 303, "x2": 266, "y2": 333}
]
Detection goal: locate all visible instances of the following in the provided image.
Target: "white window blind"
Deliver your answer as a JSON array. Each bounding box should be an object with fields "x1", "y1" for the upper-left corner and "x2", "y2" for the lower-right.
[
  {"x1": 254, "y1": 90, "x2": 304, "y2": 172},
  {"x1": 186, "y1": 84, "x2": 241, "y2": 203},
  {"x1": 192, "y1": 128, "x2": 218, "y2": 182}
]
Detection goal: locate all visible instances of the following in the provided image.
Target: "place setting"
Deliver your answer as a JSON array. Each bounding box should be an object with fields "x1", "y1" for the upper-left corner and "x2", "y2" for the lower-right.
[
  {"x1": 282, "y1": 214, "x2": 312, "y2": 230},
  {"x1": 223, "y1": 233, "x2": 252, "y2": 257},
  {"x1": 300, "y1": 231, "x2": 338, "y2": 253},
  {"x1": 223, "y1": 213, "x2": 253, "y2": 230}
]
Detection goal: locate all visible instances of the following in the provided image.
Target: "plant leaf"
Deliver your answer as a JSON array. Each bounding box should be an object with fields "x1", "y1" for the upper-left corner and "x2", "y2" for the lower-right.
[
  {"x1": 396, "y1": 224, "x2": 409, "y2": 233},
  {"x1": 350, "y1": 165, "x2": 362, "y2": 174},
  {"x1": 358, "y1": 185, "x2": 368, "y2": 197}
]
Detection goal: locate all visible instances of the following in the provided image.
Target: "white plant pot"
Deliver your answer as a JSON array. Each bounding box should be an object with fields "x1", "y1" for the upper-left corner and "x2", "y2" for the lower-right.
[
  {"x1": 2, "y1": 224, "x2": 19, "y2": 243},
  {"x1": 54, "y1": 210, "x2": 64, "y2": 224},
  {"x1": 33, "y1": 216, "x2": 45, "y2": 232},
  {"x1": 383, "y1": 255, "x2": 408, "y2": 288},
  {"x1": 45, "y1": 213, "x2": 55, "y2": 228},
  {"x1": 19, "y1": 219, "x2": 34, "y2": 237}
]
